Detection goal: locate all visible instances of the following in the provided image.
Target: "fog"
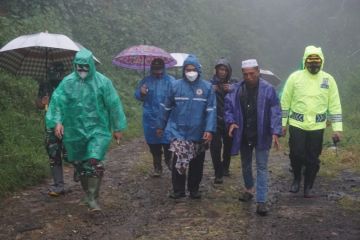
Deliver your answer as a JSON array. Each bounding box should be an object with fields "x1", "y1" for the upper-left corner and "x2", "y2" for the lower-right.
[
  {"x1": 204, "y1": 0, "x2": 360, "y2": 82},
  {"x1": 1, "y1": 0, "x2": 359, "y2": 84}
]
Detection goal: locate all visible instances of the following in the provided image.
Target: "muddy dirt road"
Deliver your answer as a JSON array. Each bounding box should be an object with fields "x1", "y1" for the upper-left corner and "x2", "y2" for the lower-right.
[{"x1": 0, "y1": 138, "x2": 359, "y2": 240}]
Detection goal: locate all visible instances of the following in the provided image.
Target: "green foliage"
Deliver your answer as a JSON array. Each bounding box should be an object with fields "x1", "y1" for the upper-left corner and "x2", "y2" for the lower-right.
[{"x1": 0, "y1": 71, "x2": 48, "y2": 197}]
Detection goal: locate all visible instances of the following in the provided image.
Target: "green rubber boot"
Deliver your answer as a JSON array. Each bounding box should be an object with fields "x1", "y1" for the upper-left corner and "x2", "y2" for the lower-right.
[
  {"x1": 79, "y1": 176, "x2": 89, "y2": 206},
  {"x1": 87, "y1": 176, "x2": 102, "y2": 212}
]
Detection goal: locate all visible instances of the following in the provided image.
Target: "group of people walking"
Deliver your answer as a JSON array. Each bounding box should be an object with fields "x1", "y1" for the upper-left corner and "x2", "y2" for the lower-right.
[{"x1": 39, "y1": 45, "x2": 342, "y2": 216}]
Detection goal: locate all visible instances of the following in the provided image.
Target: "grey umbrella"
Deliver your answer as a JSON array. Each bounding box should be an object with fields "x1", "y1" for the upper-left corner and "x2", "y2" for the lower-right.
[{"x1": 260, "y1": 69, "x2": 281, "y2": 87}]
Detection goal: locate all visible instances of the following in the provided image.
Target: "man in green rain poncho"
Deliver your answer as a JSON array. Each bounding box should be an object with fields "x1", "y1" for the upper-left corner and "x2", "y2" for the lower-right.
[{"x1": 46, "y1": 49, "x2": 127, "y2": 211}]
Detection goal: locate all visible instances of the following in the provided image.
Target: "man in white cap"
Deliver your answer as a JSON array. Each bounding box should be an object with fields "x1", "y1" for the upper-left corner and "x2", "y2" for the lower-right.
[{"x1": 224, "y1": 59, "x2": 282, "y2": 216}]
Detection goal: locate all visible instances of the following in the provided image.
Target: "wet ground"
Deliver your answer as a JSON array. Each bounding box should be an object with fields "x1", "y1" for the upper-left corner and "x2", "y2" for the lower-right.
[{"x1": 0, "y1": 138, "x2": 359, "y2": 240}]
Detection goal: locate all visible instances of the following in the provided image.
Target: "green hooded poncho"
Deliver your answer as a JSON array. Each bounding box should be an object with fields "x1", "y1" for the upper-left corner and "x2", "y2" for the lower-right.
[{"x1": 46, "y1": 49, "x2": 127, "y2": 162}]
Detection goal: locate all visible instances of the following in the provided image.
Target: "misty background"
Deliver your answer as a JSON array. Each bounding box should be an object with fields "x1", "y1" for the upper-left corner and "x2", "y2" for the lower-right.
[{"x1": 0, "y1": 0, "x2": 359, "y2": 193}]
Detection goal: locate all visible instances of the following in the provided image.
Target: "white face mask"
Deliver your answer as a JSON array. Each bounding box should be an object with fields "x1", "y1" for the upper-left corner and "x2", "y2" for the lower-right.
[
  {"x1": 76, "y1": 64, "x2": 89, "y2": 79},
  {"x1": 78, "y1": 71, "x2": 88, "y2": 79},
  {"x1": 185, "y1": 71, "x2": 198, "y2": 82}
]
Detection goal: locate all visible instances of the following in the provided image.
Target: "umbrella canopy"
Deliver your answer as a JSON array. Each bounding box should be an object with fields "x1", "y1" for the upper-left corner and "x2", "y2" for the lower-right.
[
  {"x1": 260, "y1": 69, "x2": 281, "y2": 86},
  {"x1": 112, "y1": 44, "x2": 177, "y2": 70},
  {"x1": 170, "y1": 53, "x2": 189, "y2": 67},
  {"x1": 0, "y1": 32, "x2": 80, "y2": 80}
]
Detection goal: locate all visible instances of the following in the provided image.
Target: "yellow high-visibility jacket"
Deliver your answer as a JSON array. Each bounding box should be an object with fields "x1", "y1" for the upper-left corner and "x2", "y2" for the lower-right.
[{"x1": 281, "y1": 46, "x2": 343, "y2": 131}]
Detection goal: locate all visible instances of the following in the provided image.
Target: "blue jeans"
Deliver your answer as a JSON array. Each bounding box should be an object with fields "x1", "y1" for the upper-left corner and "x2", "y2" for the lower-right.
[{"x1": 240, "y1": 144, "x2": 269, "y2": 203}]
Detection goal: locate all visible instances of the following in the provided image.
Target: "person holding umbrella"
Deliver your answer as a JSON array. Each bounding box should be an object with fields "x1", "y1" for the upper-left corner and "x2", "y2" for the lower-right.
[
  {"x1": 46, "y1": 48, "x2": 127, "y2": 211},
  {"x1": 157, "y1": 54, "x2": 216, "y2": 199},
  {"x1": 35, "y1": 62, "x2": 68, "y2": 197},
  {"x1": 135, "y1": 58, "x2": 175, "y2": 177}
]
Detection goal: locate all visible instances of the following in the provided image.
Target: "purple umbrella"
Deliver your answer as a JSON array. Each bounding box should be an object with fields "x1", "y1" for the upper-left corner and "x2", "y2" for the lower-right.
[{"x1": 112, "y1": 45, "x2": 177, "y2": 74}]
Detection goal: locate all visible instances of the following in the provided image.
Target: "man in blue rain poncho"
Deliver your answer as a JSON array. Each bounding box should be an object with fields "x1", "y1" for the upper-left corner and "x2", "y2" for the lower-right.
[
  {"x1": 135, "y1": 58, "x2": 175, "y2": 177},
  {"x1": 46, "y1": 49, "x2": 127, "y2": 211},
  {"x1": 157, "y1": 55, "x2": 216, "y2": 199}
]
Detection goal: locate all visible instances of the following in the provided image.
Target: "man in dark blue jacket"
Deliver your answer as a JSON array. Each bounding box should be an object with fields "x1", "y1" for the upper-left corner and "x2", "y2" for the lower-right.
[
  {"x1": 157, "y1": 54, "x2": 216, "y2": 199},
  {"x1": 210, "y1": 58, "x2": 237, "y2": 184},
  {"x1": 225, "y1": 59, "x2": 282, "y2": 216},
  {"x1": 135, "y1": 58, "x2": 175, "y2": 177}
]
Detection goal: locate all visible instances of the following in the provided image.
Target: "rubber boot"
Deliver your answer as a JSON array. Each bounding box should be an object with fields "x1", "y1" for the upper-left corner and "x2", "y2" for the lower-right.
[
  {"x1": 304, "y1": 179, "x2": 314, "y2": 198},
  {"x1": 87, "y1": 176, "x2": 102, "y2": 211},
  {"x1": 152, "y1": 155, "x2": 163, "y2": 177},
  {"x1": 289, "y1": 168, "x2": 301, "y2": 193},
  {"x1": 289, "y1": 175, "x2": 301, "y2": 193},
  {"x1": 94, "y1": 176, "x2": 102, "y2": 199},
  {"x1": 48, "y1": 164, "x2": 65, "y2": 197},
  {"x1": 79, "y1": 175, "x2": 89, "y2": 206},
  {"x1": 304, "y1": 168, "x2": 318, "y2": 198},
  {"x1": 309, "y1": 165, "x2": 319, "y2": 189}
]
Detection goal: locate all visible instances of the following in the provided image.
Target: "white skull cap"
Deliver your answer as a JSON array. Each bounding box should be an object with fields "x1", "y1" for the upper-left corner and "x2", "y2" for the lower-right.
[{"x1": 241, "y1": 59, "x2": 258, "y2": 68}]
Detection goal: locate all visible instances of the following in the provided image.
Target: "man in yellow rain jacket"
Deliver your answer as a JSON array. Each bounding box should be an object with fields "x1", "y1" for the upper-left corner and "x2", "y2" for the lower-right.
[
  {"x1": 46, "y1": 49, "x2": 127, "y2": 211},
  {"x1": 281, "y1": 45, "x2": 342, "y2": 198}
]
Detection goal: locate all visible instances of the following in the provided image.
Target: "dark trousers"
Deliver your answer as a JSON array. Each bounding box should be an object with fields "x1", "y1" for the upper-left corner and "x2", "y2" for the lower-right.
[
  {"x1": 289, "y1": 126, "x2": 324, "y2": 186},
  {"x1": 172, "y1": 151, "x2": 206, "y2": 194},
  {"x1": 45, "y1": 128, "x2": 67, "y2": 192},
  {"x1": 210, "y1": 129, "x2": 232, "y2": 178},
  {"x1": 148, "y1": 143, "x2": 171, "y2": 170}
]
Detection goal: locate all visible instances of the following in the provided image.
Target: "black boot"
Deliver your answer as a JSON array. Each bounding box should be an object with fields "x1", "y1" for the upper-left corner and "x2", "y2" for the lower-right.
[
  {"x1": 289, "y1": 177, "x2": 301, "y2": 193},
  {"x1": 152, "y1": 155, "x2": 162, "y2": 177},
  {"x1": 303, "y1": 185, "x2": 314, "y2": 198},
  {"x1": 304, "y1": 178, "x2": 316, "y2": 198},
  {"x1": 304, "y1": 175, "x2": 315, "y2": 198},
  {"x1": 289, "y1": 170, "x2": 301, "y2": 193},
  {"x1": 189, "y1": 190, "x2": 201, "y2": 199},
  {"x1": 304, "y1": 166, "x2": 318, "y2": 198}
]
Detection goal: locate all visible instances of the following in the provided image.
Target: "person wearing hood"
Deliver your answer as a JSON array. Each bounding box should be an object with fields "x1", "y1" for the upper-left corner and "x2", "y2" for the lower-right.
[
  {"x1": 281, "y1": 45, "x2": 342, "y2": 198},
  {"x1": 134, "y1": 58, "x2": 175, "y2": 177},
  {"x1": 210, "y1": 58, "x2": 237, "y2": 184},
  {"x1": 225, "y1": 59, "x2": 282, "y2": 216},
  {"x1": 157, "y1": 54, "x2": 216, "y2": 199},
  {"x1": 46, "y1": 49, "x2": 127, "y2": 211}
]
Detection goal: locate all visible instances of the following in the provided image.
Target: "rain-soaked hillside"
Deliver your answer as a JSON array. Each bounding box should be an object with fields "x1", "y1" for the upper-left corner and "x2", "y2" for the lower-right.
[{"x1": 0, "y1": 1, "x2": 360, "y2": 239}]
